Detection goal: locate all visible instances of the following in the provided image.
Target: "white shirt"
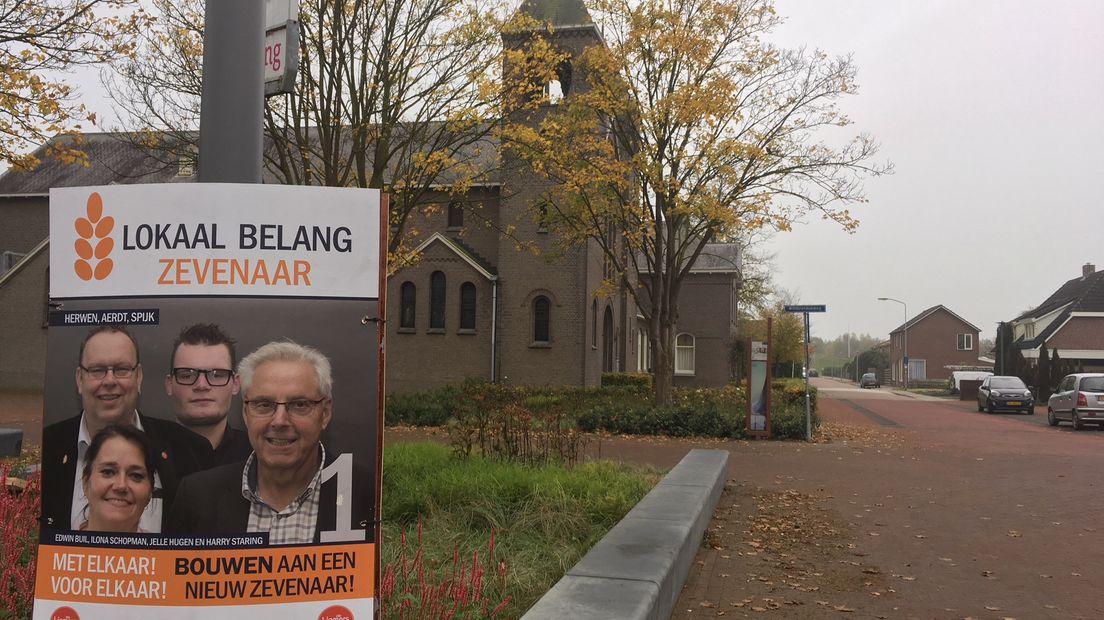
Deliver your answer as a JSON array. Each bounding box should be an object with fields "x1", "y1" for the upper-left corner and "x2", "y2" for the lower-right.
[{"x1": 71, "y1": 411, "x2": 164, "y2": 532}]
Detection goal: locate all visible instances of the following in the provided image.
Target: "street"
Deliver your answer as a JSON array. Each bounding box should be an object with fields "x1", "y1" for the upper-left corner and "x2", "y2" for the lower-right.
[{"x1": 672, "y1": 377, "x2": 1104, "y2": 619}]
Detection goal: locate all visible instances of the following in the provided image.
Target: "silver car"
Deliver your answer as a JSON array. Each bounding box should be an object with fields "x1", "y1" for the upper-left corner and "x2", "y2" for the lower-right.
[
  {"x1": 1048, "y1": 373, "x2": 1104, "y2": 430},
  {"x1": 860, "y1": 372, "x2": 879, "y2": 389}
]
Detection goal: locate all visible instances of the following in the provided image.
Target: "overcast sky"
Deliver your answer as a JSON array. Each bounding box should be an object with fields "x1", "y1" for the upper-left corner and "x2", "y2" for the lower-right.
[
  {"x1": 60, "y1": 1, "x2": 1103, "y2": 344},
  {"x1": 764, "y1": 0, "x2": 1104, "y2": 343}
]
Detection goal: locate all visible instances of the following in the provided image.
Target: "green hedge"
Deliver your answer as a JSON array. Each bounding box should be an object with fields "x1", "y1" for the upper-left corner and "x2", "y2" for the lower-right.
[
  {"x1": 386, "y1": 379, "x2": 818, "y2": 441},
  {"x1": 601, "y1": 372, "x2": 653, "y2": 389}
]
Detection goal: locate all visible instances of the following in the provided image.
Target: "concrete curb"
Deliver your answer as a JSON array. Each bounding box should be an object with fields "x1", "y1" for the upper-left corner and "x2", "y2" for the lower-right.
[{"x1": 522, "y1": 448, "x2": 729, "y2": 620}]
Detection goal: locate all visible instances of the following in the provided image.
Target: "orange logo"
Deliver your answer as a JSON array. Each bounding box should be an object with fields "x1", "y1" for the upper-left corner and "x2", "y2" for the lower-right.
[
  {"x1": 73, "y1": 192, "x2": 114, "y2": 281},
  {"x1": 50, "y1": 606, "x2": 79, "y2": 620},
  {"x1": 318, "y1": 604, "x2": 353, "y2": 620}
]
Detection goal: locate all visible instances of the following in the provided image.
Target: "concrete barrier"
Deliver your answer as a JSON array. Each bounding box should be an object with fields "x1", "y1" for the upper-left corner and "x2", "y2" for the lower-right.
[{"x1": 522, "y1": 448, "x2": 729, "y2": 620}]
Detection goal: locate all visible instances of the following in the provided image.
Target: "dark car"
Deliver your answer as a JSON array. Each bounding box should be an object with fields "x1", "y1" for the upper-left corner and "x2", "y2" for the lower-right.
[
  {"x1": 977, "y1": 376, "x2": 1033, "y2": 414},
  {"x1": 860, "y1": 373, "x2": 879, "y2": 389},
  {"x1": 1047, "y1": 373, "x2": 1104, "y2": 430}
]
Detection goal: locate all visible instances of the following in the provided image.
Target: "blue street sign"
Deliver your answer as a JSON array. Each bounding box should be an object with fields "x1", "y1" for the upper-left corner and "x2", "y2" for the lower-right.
[{"x1": 783, "y1": 304, "x2": 826, "y2": 313}]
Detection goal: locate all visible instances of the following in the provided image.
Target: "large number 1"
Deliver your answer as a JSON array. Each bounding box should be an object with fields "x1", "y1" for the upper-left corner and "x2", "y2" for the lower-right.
[{"x1": 319, "y1": 453, "x2": 367, "y2": 542}]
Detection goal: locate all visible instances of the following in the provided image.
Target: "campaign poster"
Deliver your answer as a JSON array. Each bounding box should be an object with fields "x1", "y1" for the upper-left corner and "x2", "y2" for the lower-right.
[
  {"x1": 33, "y1": 184, "x2": 385, "y2": 620},
  {"x1": 746, "y1": 318, "x2": 772, "y2": 437}
]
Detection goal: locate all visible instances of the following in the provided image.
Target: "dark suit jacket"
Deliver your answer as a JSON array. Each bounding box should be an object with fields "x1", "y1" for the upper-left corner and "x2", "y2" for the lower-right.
[
  {"x1": 41, "y1": 412, "x2": 214, "y2": 529},
  {"x1": 166, "y1": 454, "x2": 373, "y2": 544},
  {"x1": 212, "y1": 426, "x2": 253, "y2": 466}
]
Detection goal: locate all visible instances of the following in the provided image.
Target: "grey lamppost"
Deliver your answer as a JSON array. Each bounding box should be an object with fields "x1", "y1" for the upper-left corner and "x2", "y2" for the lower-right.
[{"x1": 878, "y1": 297, "x2": 908, "y2": 390}]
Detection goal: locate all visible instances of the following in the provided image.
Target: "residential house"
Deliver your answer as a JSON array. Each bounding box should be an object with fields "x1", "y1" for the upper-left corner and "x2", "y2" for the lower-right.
[
  {"x1": 886, "y1": 305, "x2": 984, "y2": 384},
  {"x1": 1010, "y1": 263, "x2": 1104, "y2": 372}
]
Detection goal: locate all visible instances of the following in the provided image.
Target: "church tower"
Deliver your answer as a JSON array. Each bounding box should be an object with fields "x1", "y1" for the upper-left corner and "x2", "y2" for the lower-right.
[{"x1": 495, "y1": 0, "x2": 634, "y2": 387}]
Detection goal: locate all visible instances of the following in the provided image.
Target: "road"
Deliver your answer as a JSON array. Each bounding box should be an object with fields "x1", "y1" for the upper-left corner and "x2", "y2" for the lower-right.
[
  {"x1": 816, "y1": 376, "x2": 1104, "y2": 432},
  {"x1": 672, "y1": 376, "x2": 1104, "y2": 619}
]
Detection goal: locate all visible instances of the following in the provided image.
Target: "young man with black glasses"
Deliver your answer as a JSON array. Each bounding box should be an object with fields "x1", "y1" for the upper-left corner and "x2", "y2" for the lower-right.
[
  {"x1": 165, "y1": 323, "x2": 253, "y2": 465},
  {"x1": 41, "y1": 325, "x2": 213, "y2": 531}
]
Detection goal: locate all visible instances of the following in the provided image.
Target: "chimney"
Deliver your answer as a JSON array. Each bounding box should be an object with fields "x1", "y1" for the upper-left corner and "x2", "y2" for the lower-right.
[{"x1": 1084, "y1": 263, "x2": 1096, "y2": 278}]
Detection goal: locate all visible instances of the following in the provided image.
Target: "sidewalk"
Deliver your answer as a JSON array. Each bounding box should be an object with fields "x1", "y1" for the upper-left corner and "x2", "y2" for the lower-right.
[{"x1": 0, "y1": 391, "x2": 43, "y2": 447}]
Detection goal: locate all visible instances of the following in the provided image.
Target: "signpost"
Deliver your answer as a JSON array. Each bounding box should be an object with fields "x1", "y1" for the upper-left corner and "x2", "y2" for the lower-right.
[
  {"x1": 783, "y1": 304, "x2": 826, "y2": 441},
  {"x1": 264, "y1": 0, "x2": 299, "y2": 96}
]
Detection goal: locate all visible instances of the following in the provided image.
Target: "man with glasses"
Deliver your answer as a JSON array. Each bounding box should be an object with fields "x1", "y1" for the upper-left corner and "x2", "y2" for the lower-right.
[
  {"x1": 165, "y1": 324, "x2": 252, "y2": 465},
  {"x1": 41, "y1": 325, "x2": 213, "y2": 531},
  {"x1": 168, "y1": 340, "x2": 368, "y2": 544}
]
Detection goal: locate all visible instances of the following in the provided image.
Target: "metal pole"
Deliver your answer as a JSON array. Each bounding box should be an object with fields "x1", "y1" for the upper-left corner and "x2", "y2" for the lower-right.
[
  {"x1": 903, "y1": 302, "x2": 908, "y2": 390},
  {"x1": 198, "y1": 0, "x2": 265, "y2": 183},
  {"x1": 804, "y1": 312, "x2": 811, "y2": 441}
]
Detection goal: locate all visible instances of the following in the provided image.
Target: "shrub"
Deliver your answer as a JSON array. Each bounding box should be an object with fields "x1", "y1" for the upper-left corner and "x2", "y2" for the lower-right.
[
  {"x1": 390, "y1": 379, "x2": 817, "y2": 444},
  {"x1": 600, "y1": 372, "x2": 652, "y2": 389},
  {"x1": 770, "y1": 401, "x2": 818, "y2": 439},
  {"x1": 387, "y1": 384, "x2": 463, "y2": 427}
]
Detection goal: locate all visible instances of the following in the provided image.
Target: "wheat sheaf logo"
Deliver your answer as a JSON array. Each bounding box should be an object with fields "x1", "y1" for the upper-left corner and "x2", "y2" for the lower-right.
[{"x1": 73, "y1": 192, "x2": 114, "y2": 281}]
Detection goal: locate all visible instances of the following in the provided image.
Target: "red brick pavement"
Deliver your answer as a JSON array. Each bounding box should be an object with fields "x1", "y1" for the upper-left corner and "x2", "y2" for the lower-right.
[{"x1": 666, "y1": 391, "x2": 1104, "y2": 619}]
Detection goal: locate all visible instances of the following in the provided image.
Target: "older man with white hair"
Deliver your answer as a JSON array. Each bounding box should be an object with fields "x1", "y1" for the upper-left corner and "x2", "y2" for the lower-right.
[{"x1": 167, "y1": 340, "x2": 369, "y2": 544}]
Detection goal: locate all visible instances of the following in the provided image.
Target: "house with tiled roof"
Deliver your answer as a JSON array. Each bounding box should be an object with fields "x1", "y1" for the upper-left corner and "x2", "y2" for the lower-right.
[
  {"x1": 885, "y1": 305, "x2": 986, "y2": 384},
  {"x1": 1010, "y1": 263, "x2": 1104, "y2": 371}
]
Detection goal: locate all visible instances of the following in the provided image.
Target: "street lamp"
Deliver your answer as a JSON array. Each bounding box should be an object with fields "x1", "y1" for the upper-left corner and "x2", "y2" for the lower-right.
[{"x1": 878, "y1": 297, "x2": 908, "y2": 390}]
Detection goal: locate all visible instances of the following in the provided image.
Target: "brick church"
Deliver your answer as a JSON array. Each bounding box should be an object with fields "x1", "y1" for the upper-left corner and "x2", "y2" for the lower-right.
[{"x1": 0, "y1": 0, "x2": 740, "y2": 395}]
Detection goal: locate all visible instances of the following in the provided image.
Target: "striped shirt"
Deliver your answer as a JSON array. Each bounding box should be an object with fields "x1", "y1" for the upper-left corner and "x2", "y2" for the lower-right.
[{"x1": 241, "y1": 444, "x2": 325, "y2": 545}]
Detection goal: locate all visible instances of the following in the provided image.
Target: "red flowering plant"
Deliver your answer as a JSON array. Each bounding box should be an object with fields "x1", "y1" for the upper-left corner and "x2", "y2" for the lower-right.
[
  {"x1": 380, "y1": 517, "x2": 511, "y2": 620},
  {"x1": 0, "y1": 465, "x2": 40, "y2": 620}
]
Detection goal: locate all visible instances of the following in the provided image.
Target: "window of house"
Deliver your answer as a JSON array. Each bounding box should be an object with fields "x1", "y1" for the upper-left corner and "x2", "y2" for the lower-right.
[
  {"x1": 0, "y1": 250, "x2": 26, "y2": 276},
  {"x1": 459, "y1": 282, "x2": 476, "y2": 331},
  {"x1": 957, "y1": 333, "x2": 973, "y2": 350},
  {"x1": 591, "y1": 299, "x2": 598, "y2": 348},
  {"x1": 400, "y1": 282, "x2": 416, "y2": 330},
  {"x1": 908, "y1": 358, "x2": 926, "y2": 380},
  {"x1": 545, "y1": 80, "x2": 564, "y2": 103},
  {"x1": 533, "y1": 296, "x2": 551, "y2": 343},
  {"x1": 1026, "y1": 323, "x2": 1036, "y2": 339},
  {"x1": 675, "y1": 333, "x2": 695, "y2": 375},
  {"x1": 637, "y1": 328, "x2": 650, "y2": 372},
  {"x1": 447, "y1": 201, "x2": 463, "y2": 228},
  {"x1": 537, "y1": 203, "x2": 549, "y2": 233},
  {"x1": 429, "y1": 271, "x2": 446, "y2": 330}
]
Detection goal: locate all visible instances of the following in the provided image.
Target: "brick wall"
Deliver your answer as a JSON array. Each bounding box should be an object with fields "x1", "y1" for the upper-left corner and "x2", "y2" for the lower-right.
[
  {"x1": 672, "y1": 273, "x2": 737, "y2": 388},
  {"x1": 0, "y1": 247, "x2": 48, "y2": 391}
]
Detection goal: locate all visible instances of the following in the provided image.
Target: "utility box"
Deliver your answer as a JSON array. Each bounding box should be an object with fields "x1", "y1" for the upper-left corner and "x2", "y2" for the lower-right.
[
  {"x1": 0, "y1": 428, "x2": 22, "y2": 457},
  {"x1": 959, "y1": 380, "x2": 983, "y2": 401}
]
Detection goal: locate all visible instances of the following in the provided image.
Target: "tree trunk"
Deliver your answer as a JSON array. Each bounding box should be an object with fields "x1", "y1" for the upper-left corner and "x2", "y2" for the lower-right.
[{"x1": 650, "y1": 313, "x2": 675, "y2": 406}]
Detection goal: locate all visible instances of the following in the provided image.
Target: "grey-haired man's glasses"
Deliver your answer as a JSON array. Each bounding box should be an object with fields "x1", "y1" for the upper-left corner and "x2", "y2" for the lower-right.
[
  {"x1": 172, "y1": 367, "x2": 234, "y2": 386},
  {"x1": 244, "y1": 398, "x2": 327, "y2": 417}
]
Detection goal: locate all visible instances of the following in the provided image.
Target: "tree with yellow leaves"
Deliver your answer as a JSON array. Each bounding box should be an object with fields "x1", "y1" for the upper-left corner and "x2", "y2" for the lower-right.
[
  {"x1": 104, "y1": 0, "x2": 526, "y2": 263},
  {"x1": 0, "y1": 0, "x2": 144, "y2": 170},
  {"x1": 501, "y1": 0, "x2": 889, "y2": 404}
]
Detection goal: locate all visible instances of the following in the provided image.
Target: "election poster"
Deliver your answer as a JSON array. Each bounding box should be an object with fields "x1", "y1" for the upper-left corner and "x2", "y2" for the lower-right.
[
  {"x1": 746, "y1": 318, "x2": 772, "y2": 437},
  {"x1": 33, "y1": 184, "x2": 385, "y2": 620}
]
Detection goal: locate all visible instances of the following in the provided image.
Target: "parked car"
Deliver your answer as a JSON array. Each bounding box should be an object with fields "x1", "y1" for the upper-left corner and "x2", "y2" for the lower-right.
[
  {"x1": 977, "y1": 376, "x2": 1033, "y2": 414},
  {"x1": 1047, "y1": 373, "x2": 1104, "y2": 430},
  {"x1": 860, "y1": 372, "x2": 879, "y2": 389},
  {"x1": 808, "y1": 369, "x2": 819, "y2": 378},
  {"x1": 949, "y1": 370, "x2": 993, "y2": 394}
]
